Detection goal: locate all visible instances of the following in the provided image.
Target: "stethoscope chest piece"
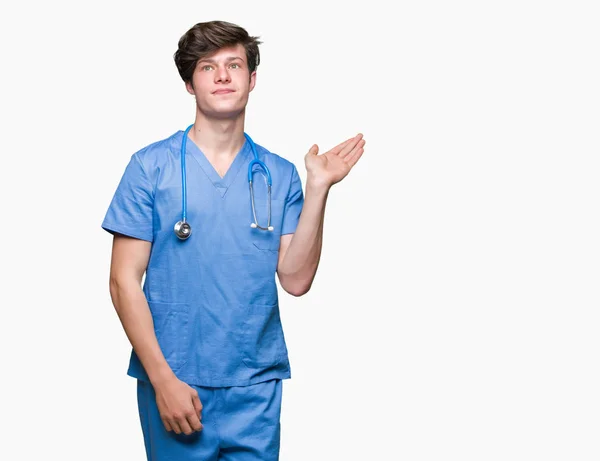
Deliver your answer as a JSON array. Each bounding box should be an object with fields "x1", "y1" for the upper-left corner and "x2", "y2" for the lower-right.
[{"x1": 174, "y1": 220, "x2": 192, "y2": 240}]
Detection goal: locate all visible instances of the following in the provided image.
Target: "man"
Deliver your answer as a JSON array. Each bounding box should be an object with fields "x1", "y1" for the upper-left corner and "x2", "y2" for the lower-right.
[{"x1": 102, "y1": 20, "x2": 365, "y2": 460}]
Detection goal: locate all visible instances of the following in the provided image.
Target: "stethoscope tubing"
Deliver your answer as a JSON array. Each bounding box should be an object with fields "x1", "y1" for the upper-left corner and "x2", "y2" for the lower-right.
[
  {"x1": 176, "y1": 124, "x2": 273, "y2": 239},
  {"x1": 181, "y1": 124, "x2": 193, "y2": 222}
]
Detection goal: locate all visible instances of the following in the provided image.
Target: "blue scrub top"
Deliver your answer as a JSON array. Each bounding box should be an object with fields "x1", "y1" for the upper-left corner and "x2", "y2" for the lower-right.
[{"x1": 101, "y1": 129, "x2": 304, "y2": 387}]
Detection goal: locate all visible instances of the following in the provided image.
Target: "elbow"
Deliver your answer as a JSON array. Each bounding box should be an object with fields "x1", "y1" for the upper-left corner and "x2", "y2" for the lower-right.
[
  {"x1": 281, "y1": 278, "x2": 312, "y2": 297},
  {"x1": 277, "y1": 265, "x2": 316, "y2": 297},
  {"x1": 108, "y1": 272, "x2": 126, "y2": 299},
  {"x1": 286, "y1": 287, "x2": 309, "y2": 297},
  {"x1": 108, "y1": 272, "x2": 138, "y2": 311},
  {"x1": 108, "y1": 275, "x2": 123, "y2": 309},
  {"x1": 108, "y1": 275, "x2": 119, "y2": 297}
]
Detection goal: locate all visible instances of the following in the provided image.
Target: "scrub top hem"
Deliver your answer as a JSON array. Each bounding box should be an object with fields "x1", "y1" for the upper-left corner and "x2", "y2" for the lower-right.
[{"x1": 126, "y1": 368, "x2": 291, "y2": 388}]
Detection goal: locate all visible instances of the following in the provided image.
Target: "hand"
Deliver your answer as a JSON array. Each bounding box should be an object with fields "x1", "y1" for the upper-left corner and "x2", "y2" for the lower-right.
[
  {"x1": 304, "y1": 133, "x2": 366, "y2": 189},
  {"x1": 154, "y1": 376, "x2": 203, "y2": 435}
]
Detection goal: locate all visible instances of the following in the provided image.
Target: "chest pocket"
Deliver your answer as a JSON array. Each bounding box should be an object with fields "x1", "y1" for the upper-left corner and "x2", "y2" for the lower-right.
[{"x1": 250, "y1": 198, "x2": 285, "y2": 252}]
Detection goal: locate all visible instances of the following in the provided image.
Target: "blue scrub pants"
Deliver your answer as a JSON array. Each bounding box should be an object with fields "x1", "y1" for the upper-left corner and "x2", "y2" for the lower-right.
[{"x1": 137, "y1": 378, "x2": 283, "y2": 461}]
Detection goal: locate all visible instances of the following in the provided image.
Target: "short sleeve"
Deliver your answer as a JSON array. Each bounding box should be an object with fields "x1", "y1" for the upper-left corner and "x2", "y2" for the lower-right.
[
  {"x1": 281, "y1": 164, "x2": 304, "y2": 235},
  {"x1": 101, "y1": 153, "x2": 154, "y2": 242}
]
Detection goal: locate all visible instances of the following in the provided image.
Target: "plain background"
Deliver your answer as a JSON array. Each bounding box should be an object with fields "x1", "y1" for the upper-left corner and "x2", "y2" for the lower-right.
[{"x1": 1, "y1": 0, "x2": 599, "y2": 459}]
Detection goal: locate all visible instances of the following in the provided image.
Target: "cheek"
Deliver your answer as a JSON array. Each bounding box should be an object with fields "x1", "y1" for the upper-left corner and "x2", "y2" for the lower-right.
[
  {"x1": 234, "y1": 73, "x2": 251, "y2": 90},
  {"x1": 191, "y1": 75, "x2": 211, "y2": 95}
]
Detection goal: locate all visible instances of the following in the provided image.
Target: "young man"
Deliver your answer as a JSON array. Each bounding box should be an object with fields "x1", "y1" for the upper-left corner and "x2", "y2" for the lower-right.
[{"x1": 102, "y1": 20, "x2": 365, "y2": 460}]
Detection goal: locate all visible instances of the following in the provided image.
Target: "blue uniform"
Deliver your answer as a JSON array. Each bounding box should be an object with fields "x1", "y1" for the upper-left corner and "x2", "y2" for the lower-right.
[
  {"x1": 101, "y1": 129, "x2": 304, "y2": 459},
  {"x1": 137, "y1": 378, "x2": 283, "y2": 460}
]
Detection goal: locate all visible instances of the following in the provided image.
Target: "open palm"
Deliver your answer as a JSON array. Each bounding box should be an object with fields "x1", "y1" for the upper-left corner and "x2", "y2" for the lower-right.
[{"x1": 304, "y1": 134, "x2": 366, "y2": 188}]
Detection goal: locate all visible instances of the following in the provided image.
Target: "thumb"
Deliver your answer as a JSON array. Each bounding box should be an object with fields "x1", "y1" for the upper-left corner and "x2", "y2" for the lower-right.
[{"x1": 307, "y1": 144, "x2": 319, "y2": 156}]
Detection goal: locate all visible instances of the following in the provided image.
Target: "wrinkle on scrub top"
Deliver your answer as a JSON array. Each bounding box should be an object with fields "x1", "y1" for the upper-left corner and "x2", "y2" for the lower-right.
[{"x1": 101, "y1": 130, "x2": 304, "y2": 387}]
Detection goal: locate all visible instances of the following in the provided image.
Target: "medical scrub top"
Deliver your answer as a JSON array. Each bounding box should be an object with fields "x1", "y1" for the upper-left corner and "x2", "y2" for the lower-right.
[{"x1": 101, "y1": 129, "x2": 304, "y2": 387}]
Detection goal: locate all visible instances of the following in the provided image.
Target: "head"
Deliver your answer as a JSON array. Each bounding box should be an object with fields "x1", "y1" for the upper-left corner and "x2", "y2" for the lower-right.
[{"x1": 174, "y1": 21, "x2": 262, "y2": 119}]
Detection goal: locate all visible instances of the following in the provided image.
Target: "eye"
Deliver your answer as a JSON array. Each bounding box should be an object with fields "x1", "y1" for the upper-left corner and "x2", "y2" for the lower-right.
[
  {"x1": 230, "y1": 63, "x2": 240, "y2": 69},
  {"x1": 201, "y1": 65, "x2": 213, "y2": 71}
]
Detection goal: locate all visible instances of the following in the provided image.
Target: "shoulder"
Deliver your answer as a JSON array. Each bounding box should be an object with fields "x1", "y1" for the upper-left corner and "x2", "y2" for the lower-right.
[
  {"x1": 252, "y1": 142, "x2": 303, "y2": 199},
  {"x1": 253, "y1": 142, "x2": 299, "y2": 175},
  {"x1": 132, "y1": 130, "x2": 183, "y2": 172}
]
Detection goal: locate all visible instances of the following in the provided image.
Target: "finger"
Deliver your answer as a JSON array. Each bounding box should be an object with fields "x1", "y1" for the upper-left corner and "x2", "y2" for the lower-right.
[
  {"x1": 344, "y1": 138, "x2": 365, "y2": 161},
  {"x1": 187, "y1": 412, "x2": 203, "y2": 432},
  {"x1": 177, "y1": 416, "x2": 194, "y2": 436},
  {"x1": 344, "y1": 146, "x2": 365, "y2": 168},
  {"x1": 307, "y1": 144, "x2": 319, "y2": 156},
  {"x1": 162, "y1": 418, "x2": 173, "y2": 432},
  {"x1": 192, "y1": 393, "x2": 203, "y2": 420},
  {"x1": 343, "y1": 138, "x2": 365, "y2": 159},
  {"x1": 329, "y1": 137, "x2": 354, "y2": 155},
  {"x1": 168, "y1": 419, "x2": 182, "y2": 434},
  {"x1": 338, "y1": 134, "x2": 363, "y2": 159}
]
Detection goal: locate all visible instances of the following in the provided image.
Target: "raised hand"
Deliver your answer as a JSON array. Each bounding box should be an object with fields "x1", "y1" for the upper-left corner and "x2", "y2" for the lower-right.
[{"x1": 304, "y1": 133, "x2": 366, "y2": 189}]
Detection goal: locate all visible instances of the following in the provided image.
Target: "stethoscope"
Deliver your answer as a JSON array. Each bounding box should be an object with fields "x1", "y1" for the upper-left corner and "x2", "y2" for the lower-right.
[{"x1": 174, "y1": 124, "x2": 274, "y2": 240}]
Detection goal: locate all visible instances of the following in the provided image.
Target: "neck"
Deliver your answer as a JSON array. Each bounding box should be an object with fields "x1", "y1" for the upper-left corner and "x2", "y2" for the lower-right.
[{"x1": 188, "y1": 110, "x2": 246, "y2": 159}]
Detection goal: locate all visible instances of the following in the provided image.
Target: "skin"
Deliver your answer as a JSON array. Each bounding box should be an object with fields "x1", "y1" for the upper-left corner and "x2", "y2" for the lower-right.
[{"x1": 108, "y1": 43, "x2": 365, "y2": 435}]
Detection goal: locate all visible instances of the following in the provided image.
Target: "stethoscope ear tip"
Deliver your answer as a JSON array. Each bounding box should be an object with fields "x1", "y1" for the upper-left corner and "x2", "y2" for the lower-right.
[{"x1": 250, "y1": 222, "x2": 273, "y2": 231}]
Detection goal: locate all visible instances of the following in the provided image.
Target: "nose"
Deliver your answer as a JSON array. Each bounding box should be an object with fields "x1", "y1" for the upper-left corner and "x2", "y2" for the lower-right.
[{"x1": 214, "y1": 65, "x2": 231, "y2": 84}]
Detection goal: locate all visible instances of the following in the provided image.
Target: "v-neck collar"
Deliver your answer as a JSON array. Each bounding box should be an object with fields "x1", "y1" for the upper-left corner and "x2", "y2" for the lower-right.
[{"x1": 182, "y1": 131, "x2": 251, "y2": 198}]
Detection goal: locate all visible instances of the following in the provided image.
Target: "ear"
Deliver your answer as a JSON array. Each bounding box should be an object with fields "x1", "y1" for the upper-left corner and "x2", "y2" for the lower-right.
[
  {"x1": 185, "y1": 80, "x2": 195, "y2": 95},
  {"x1": 248, "y1": 71, "x2": 257, "y2": 93}
]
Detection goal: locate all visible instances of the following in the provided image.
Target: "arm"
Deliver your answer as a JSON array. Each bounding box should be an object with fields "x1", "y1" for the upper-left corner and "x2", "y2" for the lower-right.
[
  {"x1": 108, "y1": 234, "x2": 202, "y2": 435},
  {"x1": 277, "y1": 133, "x2": 366, "y2": 296},
  {"x1": 276, "y1": 182, "x2": 329, "y2": 296},
  {"x1": 108, "y1": 234, "x2": 174, "y2": 386}
]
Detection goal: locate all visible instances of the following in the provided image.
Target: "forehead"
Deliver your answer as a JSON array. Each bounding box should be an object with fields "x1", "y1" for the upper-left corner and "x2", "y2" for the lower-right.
[{"x1": 199, "y1": 43, "x2": 247, "y2": 63}]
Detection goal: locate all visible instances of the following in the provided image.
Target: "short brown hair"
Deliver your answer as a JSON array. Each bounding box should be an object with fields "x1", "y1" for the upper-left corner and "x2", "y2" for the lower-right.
[{"x1": 173, "y1": 20, "x2": 262, "y2": 84}]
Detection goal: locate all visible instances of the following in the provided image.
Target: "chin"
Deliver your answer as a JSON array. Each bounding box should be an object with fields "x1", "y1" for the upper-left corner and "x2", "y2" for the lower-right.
[
  {"x1": 205, "y1": 108, "x2": 244, "y2": 120},
  {"x1": 203, "y1": 101, "x2": 246, "y2": 119}
]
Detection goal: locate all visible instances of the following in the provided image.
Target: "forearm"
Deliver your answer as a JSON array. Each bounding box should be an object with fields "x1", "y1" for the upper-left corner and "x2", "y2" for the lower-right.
[
  {"x1": 109, "y1": 278, "x2": 175, "y2": 386},
  {"x1": 278, "y1": 181, "x2": 330, "y2": 295}
]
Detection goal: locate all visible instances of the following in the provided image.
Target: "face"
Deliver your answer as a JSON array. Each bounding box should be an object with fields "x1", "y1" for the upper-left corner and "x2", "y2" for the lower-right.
[{"x1": 185, "y1": 43, "x2": 256, "y2": 120}]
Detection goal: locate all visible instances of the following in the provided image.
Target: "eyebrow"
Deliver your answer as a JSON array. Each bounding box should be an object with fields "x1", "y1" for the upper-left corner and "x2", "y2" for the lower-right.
[{"x1": 197, "y1": 56, "x2": 244, "y2": 64}]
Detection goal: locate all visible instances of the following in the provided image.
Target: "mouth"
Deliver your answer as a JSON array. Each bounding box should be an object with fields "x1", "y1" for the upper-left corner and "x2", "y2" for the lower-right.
[{"x1": 212, "y1": 89, "x2": 235, "y2": 95}]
